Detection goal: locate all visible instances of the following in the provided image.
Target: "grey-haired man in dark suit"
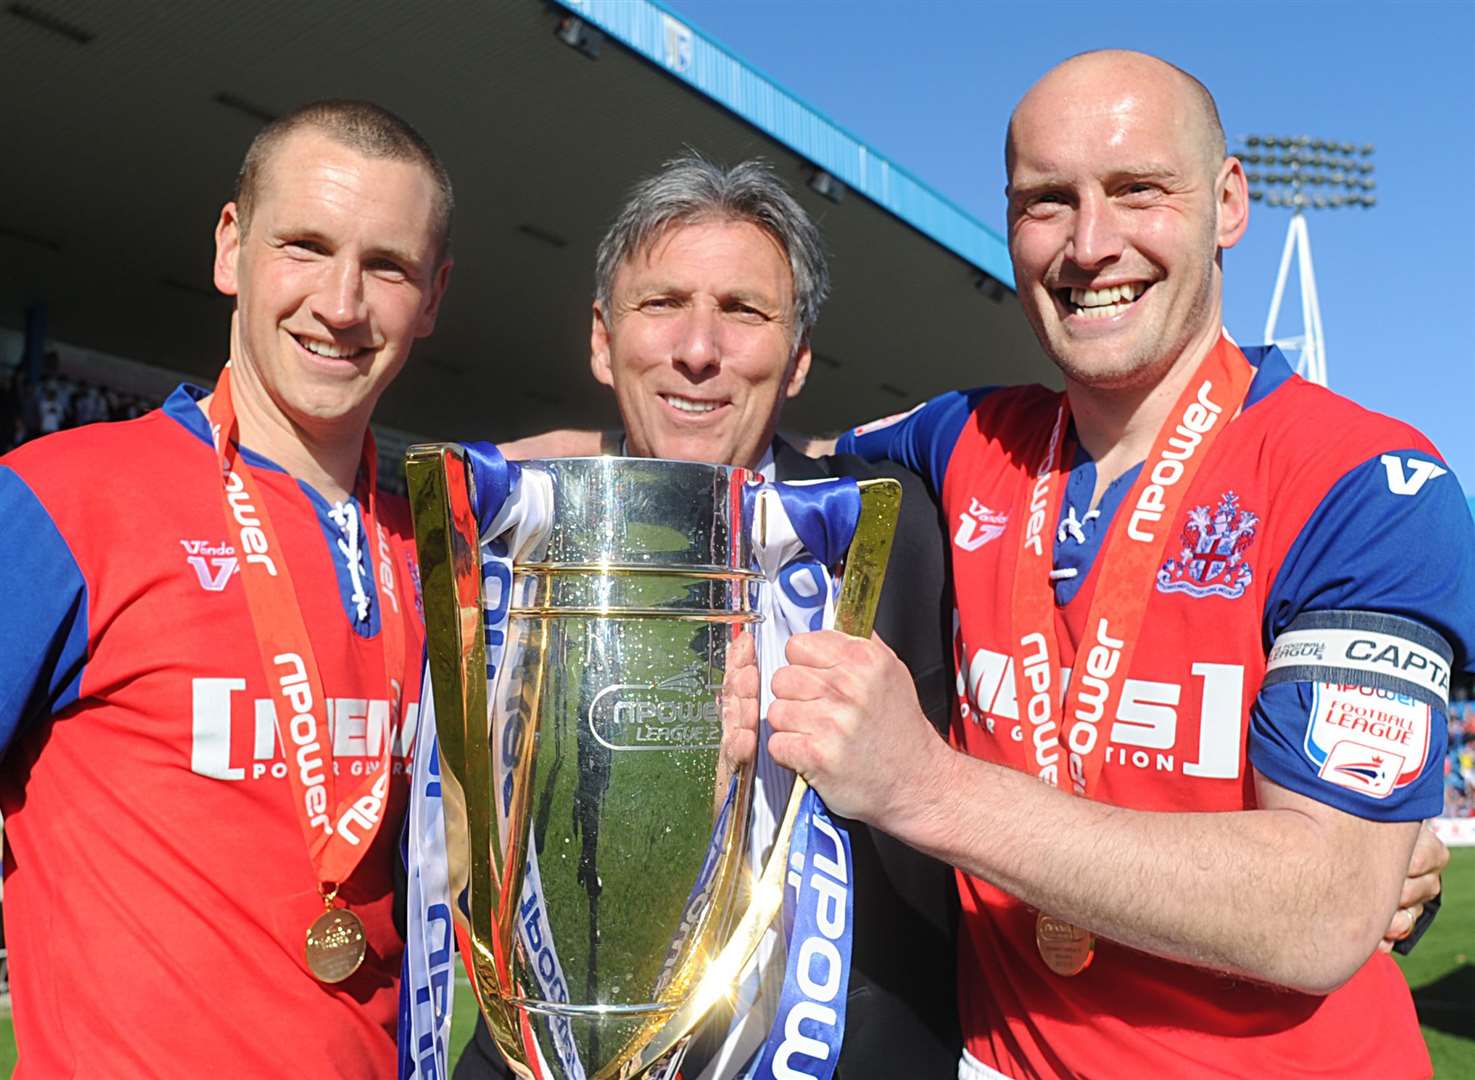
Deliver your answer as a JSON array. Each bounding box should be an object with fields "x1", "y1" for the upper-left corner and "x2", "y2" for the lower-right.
[{"x1": 464, "y1": 153, "x2": 962, "y2": 1079}]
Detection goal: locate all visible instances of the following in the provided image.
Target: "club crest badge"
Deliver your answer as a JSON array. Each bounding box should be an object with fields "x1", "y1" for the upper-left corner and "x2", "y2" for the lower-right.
[{"x1": 1155, "y1": 491, "x2": 1258, "y2": 599}]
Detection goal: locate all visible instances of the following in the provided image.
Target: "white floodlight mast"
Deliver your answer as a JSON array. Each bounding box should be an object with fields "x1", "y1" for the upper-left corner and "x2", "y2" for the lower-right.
[
  {"x1": 1238, "y1": 135, "x2": 1376, "y2": 390},
  {"x1": 1263, "y1": 211, "x2": 1326, "y2": 386}
]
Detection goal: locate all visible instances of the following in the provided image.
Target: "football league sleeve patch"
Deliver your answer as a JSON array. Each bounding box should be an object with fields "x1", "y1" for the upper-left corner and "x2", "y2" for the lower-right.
[
  {"x1": 1249, "y1": 611, "x2": 1448, "y2": 820},
  {"x1": 0, "y1": 465, "x2": 91, "y2": 752}
]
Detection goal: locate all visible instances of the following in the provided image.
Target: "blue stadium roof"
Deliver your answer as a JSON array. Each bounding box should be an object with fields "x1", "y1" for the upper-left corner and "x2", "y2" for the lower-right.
[
  {"x1": 557, "y1": 0, "x2": 1016, "y2": 290},
  {"x1": 4, "y1": 0, "x2": 1047, "y2": 443}
]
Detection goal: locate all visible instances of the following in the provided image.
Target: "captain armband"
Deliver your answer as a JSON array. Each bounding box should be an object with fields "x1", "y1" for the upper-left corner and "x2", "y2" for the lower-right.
[{"x1": 1264, "y1": 610, "x2": 1452, "y2": 709}]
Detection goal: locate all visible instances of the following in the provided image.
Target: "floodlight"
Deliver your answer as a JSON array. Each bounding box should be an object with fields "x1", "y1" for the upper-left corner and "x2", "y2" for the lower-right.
[
  {"x1": 806, "y1": 167, "x2": 845, "y2": 204},
  {"x1": 553, "y1": 13, "x2": 602, "y2": 59},
  {"x1": 974, "y1": 273, "x2": 1006, "y2": 303},
  {"x1": 1241, "y1": 131, "x2": 1377, "y2": 391}
]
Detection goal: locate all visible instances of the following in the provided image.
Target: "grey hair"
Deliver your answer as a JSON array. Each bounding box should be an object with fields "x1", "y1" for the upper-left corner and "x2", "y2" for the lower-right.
[{"x1": 594, "y1": 153, "x2": 830, "y2": 346}]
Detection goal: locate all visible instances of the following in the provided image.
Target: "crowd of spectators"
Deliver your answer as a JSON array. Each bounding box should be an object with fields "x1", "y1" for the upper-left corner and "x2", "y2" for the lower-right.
[
  {"x1": 1443, "y1": 680, "x2": 1475, "y2": 819},
  {"x1": 1, "y1": 359, "x2": 160, "y2": 454},
  {"x1": 3, "y1": 354, "x2": 412, "y2": 493}
]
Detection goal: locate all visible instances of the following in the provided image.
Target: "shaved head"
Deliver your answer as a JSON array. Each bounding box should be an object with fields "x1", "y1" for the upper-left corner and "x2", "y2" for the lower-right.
[
  {"x1": 1006, "y1": 50, "x2": 1226, "y2": 184},
  {"x1": 1001, "y1": 48, "x2": 1250, "y2": 394}
]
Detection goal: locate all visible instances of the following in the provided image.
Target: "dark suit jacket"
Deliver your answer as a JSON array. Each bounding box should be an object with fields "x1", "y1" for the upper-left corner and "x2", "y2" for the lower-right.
[{"x1": 454, "y1": 441, "x2": 961, "y2": 1079}]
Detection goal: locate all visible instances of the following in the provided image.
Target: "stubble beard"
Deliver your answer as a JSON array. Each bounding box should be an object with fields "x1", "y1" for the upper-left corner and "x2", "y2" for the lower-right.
[{"x1": 1039, "y1": 260, "x2": 1219, "y2": 398}]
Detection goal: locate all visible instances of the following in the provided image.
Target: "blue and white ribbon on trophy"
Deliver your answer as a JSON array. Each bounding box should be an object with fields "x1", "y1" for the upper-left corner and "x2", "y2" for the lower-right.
[
  {"x1": 400, "y1": 442, "x2": 576, "y2": 1080},
  {"x1": 694, "y1": 478, "x2": 858, "y2": 1080},
  {"x1": 398, "y1": 681, "x2": 455, "y2": 1080}
]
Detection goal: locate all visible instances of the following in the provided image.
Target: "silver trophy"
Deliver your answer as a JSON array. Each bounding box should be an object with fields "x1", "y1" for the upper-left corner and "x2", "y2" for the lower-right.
[{"x1": 407, "y1": 448, "x2": 899, "y2": 1080}]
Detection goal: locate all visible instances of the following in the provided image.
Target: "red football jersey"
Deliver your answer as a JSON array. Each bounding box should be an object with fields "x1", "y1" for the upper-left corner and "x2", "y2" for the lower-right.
[
  {"x1": 942, "y1": 377, "x2": 1432, "y2": 1078},
  {"x1": 0, "y1": 387, "x2": 424, "y2": 1077},
  {"x1": 837, "y1": 344, "x2": 1471, "y2": 1079}
]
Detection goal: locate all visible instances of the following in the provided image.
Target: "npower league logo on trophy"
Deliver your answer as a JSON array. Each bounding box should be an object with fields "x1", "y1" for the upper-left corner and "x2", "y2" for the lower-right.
[{"x1": 588, "y1": 669, "x2": 723, "y2": 751}]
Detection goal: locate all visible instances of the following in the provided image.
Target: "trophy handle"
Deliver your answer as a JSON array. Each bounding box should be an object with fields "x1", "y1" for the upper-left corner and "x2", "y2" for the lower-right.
[
  {"x1": 608, "y1": 477, "x2": 904, "y2": 1079},
  {"x1": 405, "y1": 443, "x2": 521, "y2": 1045}
]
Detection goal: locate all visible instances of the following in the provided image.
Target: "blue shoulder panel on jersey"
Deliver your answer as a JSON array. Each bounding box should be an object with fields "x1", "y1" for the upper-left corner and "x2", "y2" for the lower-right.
[
  {"x1": 1249, "y1": 449, "x2": 1475, "y2": 820},
  {"x1": 0, "y1": 467, "x2": 90, "y2": 753},
  {"x1": 1261, "y1": 450, "x2": 1475, "y2": 656},
  {"x1": 836, "y1": 388, "x2": 995, "y2": 498},
  {"x1": 164, "y1": 383, "x2": 286, "y2": 474},
  {"x1": 1239, "y1": 345, "x2": 1293, "y2": 410},
  {"x1": 836, "y1": 346, "x2": 1288, "y2": 507}
]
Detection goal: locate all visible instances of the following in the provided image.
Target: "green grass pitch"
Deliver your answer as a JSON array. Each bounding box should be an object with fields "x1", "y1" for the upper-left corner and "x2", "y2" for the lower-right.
[{"x1": 1, "y1": 850, "x2": 1470, "y2": 1075}]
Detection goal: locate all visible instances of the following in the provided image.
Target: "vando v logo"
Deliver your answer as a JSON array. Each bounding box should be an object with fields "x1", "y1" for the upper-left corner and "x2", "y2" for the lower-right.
[
  {"x1": 181, "y1": 539, "x2": 238, "y2": 592},
  {"x1": 954, "y1": 498, "x2": 1009, "y2": 553},
  {"x1": 1380, "y1": 454, "x2": 1448, "y2": 497}
]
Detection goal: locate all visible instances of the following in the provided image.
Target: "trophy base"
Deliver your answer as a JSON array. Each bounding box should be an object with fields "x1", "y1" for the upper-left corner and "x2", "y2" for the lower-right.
[{"x1": 495, "y1": 998, "x2": 685, "y2": 1080}]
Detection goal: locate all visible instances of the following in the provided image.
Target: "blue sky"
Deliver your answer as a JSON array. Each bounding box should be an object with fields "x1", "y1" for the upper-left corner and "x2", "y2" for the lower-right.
[{"x1": 663, "y1": 0, "x2": 1475, "y2": 491}]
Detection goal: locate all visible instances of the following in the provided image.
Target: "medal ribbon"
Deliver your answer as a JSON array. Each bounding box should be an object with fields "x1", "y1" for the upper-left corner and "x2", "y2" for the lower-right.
[
  {"x1": 1009, "y1": 334, "x2": 1254, "y2": 797},
  {"x1": 470, "y1": 444, "x2": 577, "y2": 1080},
  {"x1": 207, "y1": 364, "x2": 407, "y2": 889},
  {"x1": 399, "y1": 678, "x2": 454, "y2": 1080}
]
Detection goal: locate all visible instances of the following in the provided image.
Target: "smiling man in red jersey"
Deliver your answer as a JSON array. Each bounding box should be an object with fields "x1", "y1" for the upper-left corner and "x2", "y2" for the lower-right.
[
  {"x1": 0, "y1": 101, "x2": 451, "y2": 1076},
  {"x1": 774, "y1": 51, "x2": 1470, "y2": 1079}
]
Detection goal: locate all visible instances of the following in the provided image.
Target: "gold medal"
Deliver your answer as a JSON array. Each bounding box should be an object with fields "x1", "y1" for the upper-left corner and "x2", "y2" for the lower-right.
[
  {"x1": 1035, "y1": 912, "x2": 1095, "y2": 977},
  {"x1": 305, "y1": 905, "x2": 367, "y2": 984}
]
